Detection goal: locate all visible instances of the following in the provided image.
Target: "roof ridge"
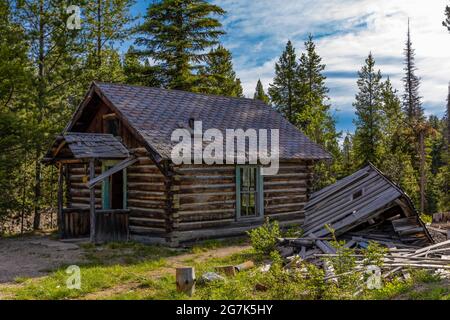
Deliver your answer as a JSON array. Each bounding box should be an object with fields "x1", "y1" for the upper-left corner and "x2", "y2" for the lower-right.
[{"x1": 93, "y1": 81, "x2": 267, "y2": 105}]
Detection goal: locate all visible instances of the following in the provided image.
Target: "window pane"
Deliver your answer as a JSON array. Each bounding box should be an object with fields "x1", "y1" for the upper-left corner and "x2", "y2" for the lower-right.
[{"x1": 239, "y1": 167, "x2": 258, "y2": 217}]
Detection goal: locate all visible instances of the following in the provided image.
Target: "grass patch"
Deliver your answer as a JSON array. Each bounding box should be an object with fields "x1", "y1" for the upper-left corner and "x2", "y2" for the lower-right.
[
  {"x1": 2, "y1": 241, "x2": 181, "y2": 300},
  {"x1": 364, "y1": 270, "x2": 449, "y2": 300},
  {"x1": 3, "y1": 237, "x2": 448, "y2": 301},
  {"x1": 190, "y1": 237, "x2": 247, "y2": 254}
]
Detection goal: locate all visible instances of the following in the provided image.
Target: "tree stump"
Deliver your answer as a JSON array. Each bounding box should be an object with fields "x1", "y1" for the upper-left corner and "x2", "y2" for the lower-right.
[{"x1": 176, "y1": 267, "x2": 195, "y2": 296}]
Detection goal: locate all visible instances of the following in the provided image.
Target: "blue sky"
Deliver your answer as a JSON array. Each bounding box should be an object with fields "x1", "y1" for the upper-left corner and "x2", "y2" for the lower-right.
[{"x1": 129, "y1": 0, "x2": 450, "y2": 134}]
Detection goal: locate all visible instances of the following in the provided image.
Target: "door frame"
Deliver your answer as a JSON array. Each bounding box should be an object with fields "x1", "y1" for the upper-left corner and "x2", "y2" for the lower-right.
[{"x1": 101, "y1": 160, "x2": 127, "y2": 210}]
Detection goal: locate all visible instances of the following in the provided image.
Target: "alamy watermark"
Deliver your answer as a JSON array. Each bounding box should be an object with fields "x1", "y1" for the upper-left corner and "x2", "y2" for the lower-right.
[
  {"x1": 365, "y1": 265, "x2": 382, "y2": 290},
  {"x1": 66, "y1": 5, "x2": 81, "y2": 30},
  {"x1": 66, "y1": 265, "x2": 81, "y2": 290},
  {"x1": 171, "y1": 121, "x2": 280, "y2": 175}
]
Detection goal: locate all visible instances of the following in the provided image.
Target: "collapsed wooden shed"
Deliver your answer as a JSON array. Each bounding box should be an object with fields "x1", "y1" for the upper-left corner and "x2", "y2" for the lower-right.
[
  {"x1": 303, "y1": 164, "x2": 433, "y2": 248},
  {"x1": 43, "y1": 82, "x2": 331, "y2": 245}
]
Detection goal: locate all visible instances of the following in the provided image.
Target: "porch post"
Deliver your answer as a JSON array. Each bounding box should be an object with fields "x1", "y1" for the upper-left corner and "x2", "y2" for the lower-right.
[
  {"x1": 57, "y1": 163, "x2": 64, "y2": 238},
  {"x1": 89, "y1": 159, "x2": 97, "y2": 243}
]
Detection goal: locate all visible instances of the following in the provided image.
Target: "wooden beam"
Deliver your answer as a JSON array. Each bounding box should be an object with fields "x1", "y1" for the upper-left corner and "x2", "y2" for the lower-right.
[
  {"x1": 89, "y1": 159, "x2": 96, "y2": 243},
  {"x1": 57, "y1": 164, "x2": 64, "y2": 238},
  {"x1": 87, "y1": 157, "x2": 138, "y2": 189},
  {"x1": 102, "y1": 113, "x2": 116, "y2": 120}
]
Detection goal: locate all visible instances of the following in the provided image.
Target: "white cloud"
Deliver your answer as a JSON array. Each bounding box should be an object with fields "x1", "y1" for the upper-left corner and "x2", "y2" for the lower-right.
[{"x1": 215, "y1": 0, "x2": 450, "y2": 129}]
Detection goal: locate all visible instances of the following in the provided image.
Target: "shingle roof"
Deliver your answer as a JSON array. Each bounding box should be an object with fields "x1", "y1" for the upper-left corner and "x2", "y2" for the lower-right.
[
  {"x1": 61, "y1": 133, "x2": 129, "y2": 159},
  {"x1": 89, "y1": 82, "x2": 331, "y2": 161}
]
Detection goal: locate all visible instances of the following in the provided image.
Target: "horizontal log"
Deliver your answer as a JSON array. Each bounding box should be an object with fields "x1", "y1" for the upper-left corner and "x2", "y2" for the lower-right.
[
  {"x1": 177, "y1": 219, "x2": 236, "y2": 231},
  {"x1": 174, "y1": 218, "x2": 303, "y2": 242},
  {"x1": 179, "y1": 208, "x2": 235, "y2": 216},
  {"x1": 128, "y1": 190, "x2": 165, "y2": 197},
  {"x1": 127, "y1": 199, "x2": 166, "y2": 209},
  {"x1": 180, "y1": 199, "x2": 236, "y2": 210},
  {"x1": 129, "y1": 217, "x2": 166, "y2": 228},
  {"x1": 127, "y1": 183, "x2": 165, "y2": 192},
  {"x1": 180, "y1": 193, "x2": 235, "y2": 205},
  {"x1": 70, "y1": 189, "x2": 101, "y2": 197},
  {"x1": 129, "y1": 226, "x2": 166, "y2": 236},
  {"x1": 180, "y1": 174, "x2": 235, "y2": 180},
  {"x1": 179, "y1": 178, "x2": 234, "y2": 185},
  {"x1": 129, "y1": 208, "x2": 165, "y2": 220},
  {"x1": 128, "y1": 206, "x2": 165, "y2": 215},
  {"x1": 266, "y1": 202, "x2": 306, "y2": 210},
  {"x1": 180, "y1": 185, "x2": 235, "y2": 194},
  {"x1": 178, "y1": 211, "x2": 236, "y2": 223},
  {"x1": 179, "y1": 191, "x2": 235, "y2": 199}
]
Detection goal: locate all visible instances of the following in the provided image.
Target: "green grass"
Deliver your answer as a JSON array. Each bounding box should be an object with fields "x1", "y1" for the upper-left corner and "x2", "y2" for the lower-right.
[
  {"x1": 363, "y1": 270, "x2": 449, "y2": 300},
  {"x1": 2, "y1": 239, "x2": 448, "y2": 301},
  {"x1": 190, "y1": 237, "x2": 247, "y2": 254},
  {"x1": 2, "y1": 241, "x2": 180, "y2": 300}
]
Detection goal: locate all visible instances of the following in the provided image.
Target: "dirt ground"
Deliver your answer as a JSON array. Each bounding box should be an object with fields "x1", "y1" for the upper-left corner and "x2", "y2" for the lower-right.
[
  {"x1": 0, "y1": 235, "x2": 85, "y2": 283},
  {"x1": 0, "y1": 233, "x2": 250, "y2": 290}
]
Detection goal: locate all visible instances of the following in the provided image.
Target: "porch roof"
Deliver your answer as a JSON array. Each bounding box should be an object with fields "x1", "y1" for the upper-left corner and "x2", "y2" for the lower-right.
[{"x1": 43, "y1": 132, "x2": 130, "y2": 163}]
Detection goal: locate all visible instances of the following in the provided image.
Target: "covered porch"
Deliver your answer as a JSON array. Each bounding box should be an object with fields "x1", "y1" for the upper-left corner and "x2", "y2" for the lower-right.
[{"x1": 43, "y1": 133, "x2": 138, "y2": 243}]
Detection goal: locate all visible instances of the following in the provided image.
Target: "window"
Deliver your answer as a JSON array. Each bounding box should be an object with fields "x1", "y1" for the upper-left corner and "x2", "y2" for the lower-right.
[
  {"x1": 236, "y1": 166, "x2": 263, "y2": 219},
  {"x1": 106, "y1": 119, "x2": 119, "y2": 136},
  {"x1": 103, "y1": 114, "x2": 119, "y2": 136}
]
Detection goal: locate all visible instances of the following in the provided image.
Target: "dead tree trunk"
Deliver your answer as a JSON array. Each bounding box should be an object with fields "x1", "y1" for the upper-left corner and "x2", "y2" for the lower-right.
[{"x1": 419, "y1": 129, "x2": 426, "y2": 214}]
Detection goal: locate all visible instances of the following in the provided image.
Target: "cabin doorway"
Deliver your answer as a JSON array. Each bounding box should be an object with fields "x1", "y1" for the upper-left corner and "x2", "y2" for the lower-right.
[{"x1": 102, "y1": 161, "x2": 127, "y2": 210}]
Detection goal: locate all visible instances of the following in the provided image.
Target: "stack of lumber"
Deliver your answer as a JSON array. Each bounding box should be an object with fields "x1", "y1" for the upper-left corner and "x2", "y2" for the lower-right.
[{"x1": 277, "y1": 238, "x2": 450, "y2": 279}]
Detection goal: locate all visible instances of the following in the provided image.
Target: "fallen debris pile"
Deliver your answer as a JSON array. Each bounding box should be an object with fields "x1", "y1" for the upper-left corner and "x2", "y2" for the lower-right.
[{"x1": 276, "y1": 164, "x2": 449, "y2": 280}]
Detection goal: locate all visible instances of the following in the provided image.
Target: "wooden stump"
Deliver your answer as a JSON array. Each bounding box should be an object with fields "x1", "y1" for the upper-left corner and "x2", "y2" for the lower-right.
[{"x1": 176, "y1": 267, "x2": 195, "y2": 296}]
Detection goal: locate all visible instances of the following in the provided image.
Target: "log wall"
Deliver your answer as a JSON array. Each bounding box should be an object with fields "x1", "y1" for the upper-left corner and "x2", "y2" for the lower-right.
[
  {"x1": 170, "y1": 160, "x2": 314, "y2": 243},
  {"x1": 126, "y1": 148, "x2": 168, "y2": 242},
  {"x1": 67, "y1": 163, "x2": 102, "y2": 208}
]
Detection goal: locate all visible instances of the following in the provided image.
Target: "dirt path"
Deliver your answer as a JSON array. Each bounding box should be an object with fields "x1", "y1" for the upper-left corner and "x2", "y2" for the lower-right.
[
  {"x1": 0, "y1": 235, "x2": 85, "y2": 284},
  {"x1": 81, "y1": 245, "x2": 251, "y2": 300}
]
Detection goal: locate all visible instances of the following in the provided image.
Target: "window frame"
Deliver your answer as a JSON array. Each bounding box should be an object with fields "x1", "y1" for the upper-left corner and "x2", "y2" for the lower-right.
[
  {"x1": 351, "y1": 188, "x2": 364, "y2": 201},
  {"x1": 235, "y1": 165, "x2": 264, "y2": 221}
]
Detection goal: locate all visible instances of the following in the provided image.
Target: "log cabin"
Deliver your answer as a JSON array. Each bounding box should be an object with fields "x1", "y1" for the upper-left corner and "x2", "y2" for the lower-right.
[{"x1": 43, "y1": 82, "x2": 331, "y2": 246}]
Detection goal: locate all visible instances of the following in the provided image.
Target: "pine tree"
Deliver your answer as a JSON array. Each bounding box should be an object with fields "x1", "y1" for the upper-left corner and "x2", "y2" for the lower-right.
[
  {"x1": 0, "y1": 0, "x2": 30, "y2": 218},
  {"x1": 197, "y1": 45, "x2": 243, "y2": 97},
  {"x1": 377, "y1": 77, "x2": 420, "y2": 197},
  {"x1": 123, "y1": 46, "x2": 161, "y2": 87},
  {"x1": 82, "y1": 0, "x2": 135, "y2": 82},
  {"x1": 268, "y1": 40, "x2": 299, "y2": 123},
  {"x1": 254, "y1": 79, "x2": 270, "y2": 104},
  {"x1": 135, "y1": 0, "x2": 225, "y2": 91},
  {"x1": 16, "y1": 0, "x2": 84, "y2": 229},
  {"x1": 403, "y1": 21, "x2": 424, "y2": 122},
  {"x1": 430, "y1": 87, "x2": 450, "y2": 212},
  {"x1": 381, "y1": 78, "x2": 404, "y2": 152},
  {"x1": 353, "y1": 53, "x2": 384, "y2": 167},
  {"x1": 341, "y1": 133, "x2": 353, "y2": 175},
  {"x1": 296, "y1": 35, "x2": 337, "y2": 145},
  {"x1": 402, "y1": 21, "x2": 429, "y2": 213},
  {"x1": 443, "y1": 5, "x2": 450, "y2": 32}
]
